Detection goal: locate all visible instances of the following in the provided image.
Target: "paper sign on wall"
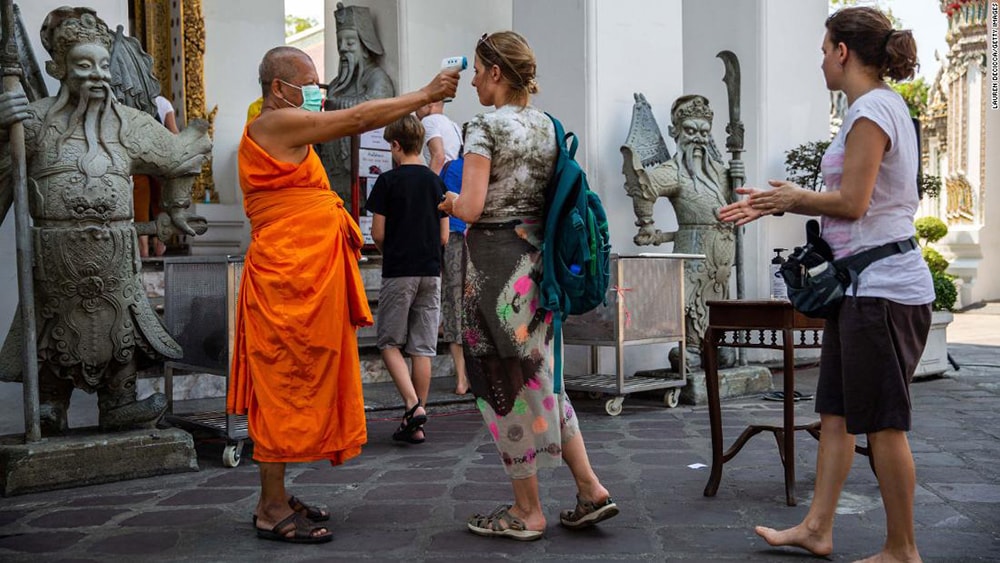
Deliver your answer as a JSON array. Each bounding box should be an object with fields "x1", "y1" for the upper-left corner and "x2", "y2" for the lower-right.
[
  {"x1": 359, "y1": 128, "x2": 390, "y2": 150},
  {"x1": 359, "y1": 215, "x2": 374, "y2": 246},
  {"x1": 359, "y1": 149, "x2": 393, "y2": 179}
]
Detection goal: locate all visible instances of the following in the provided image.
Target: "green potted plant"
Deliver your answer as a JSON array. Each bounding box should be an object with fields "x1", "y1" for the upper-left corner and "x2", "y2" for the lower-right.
[
  {"x1": 915, "y1": 216, "x2": 958, "y2": 311},
  {"x1": 784, "y1": 140, "x2": 831, "y2": 191},
  {"x1": 913, "y1": 216, "x2": 957, "y2": 377}
]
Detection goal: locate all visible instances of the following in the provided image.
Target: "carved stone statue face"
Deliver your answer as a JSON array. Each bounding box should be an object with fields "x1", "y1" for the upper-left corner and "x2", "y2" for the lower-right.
[
  {"x1": 672, "y1": 117, "x2": 712, "y2": 155},
  {"x1": 65, "y1": 42, "x2": 112, "y2": 101},
  {"x1": 332, "y1": 29, "x2": 369, "y2": 94},
  {"x1": 338, "y1": 29, "x2": 367, "y2": 62}
]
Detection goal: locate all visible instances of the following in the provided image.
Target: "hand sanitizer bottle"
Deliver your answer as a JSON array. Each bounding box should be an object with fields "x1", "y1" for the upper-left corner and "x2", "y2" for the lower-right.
[{"x1": 770, "y1": 248, "x2": 788, "y2": 300}]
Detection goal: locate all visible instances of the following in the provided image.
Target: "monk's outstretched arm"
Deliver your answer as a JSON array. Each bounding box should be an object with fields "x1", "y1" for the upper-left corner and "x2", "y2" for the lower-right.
[{"x1": 253, "y1": 70, "x2": 458, "y2": 150}]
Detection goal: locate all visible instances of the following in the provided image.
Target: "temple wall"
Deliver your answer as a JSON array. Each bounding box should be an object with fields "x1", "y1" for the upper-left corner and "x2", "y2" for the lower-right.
[{"x1": 1, "y1": 0, "x2": 831, "y2": 370}]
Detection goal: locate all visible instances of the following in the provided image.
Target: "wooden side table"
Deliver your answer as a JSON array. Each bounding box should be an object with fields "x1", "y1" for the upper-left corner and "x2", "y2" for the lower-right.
[{"x1": 702, "y1": 300, "x2": 824, "y2": 506}]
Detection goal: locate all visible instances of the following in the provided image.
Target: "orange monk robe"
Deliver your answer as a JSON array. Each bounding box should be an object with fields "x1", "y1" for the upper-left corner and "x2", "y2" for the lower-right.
[{"x1": 227, "y1": 125, "x2": 373, "y2": 465}]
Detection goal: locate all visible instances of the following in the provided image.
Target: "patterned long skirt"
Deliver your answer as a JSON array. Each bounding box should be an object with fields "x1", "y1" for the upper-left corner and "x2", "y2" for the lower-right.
[{"x1": 462, "y1": 219, "x2": 579, "y2": 479}]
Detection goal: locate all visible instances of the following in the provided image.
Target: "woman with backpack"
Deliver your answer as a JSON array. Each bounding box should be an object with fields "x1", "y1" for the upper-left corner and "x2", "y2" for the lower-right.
[
  {"x1": 439, "y1": 31, "x2": 618, "y2": 541},
  {"x1": 719, "y1": 7, "x2": 932, "y2": 561}
]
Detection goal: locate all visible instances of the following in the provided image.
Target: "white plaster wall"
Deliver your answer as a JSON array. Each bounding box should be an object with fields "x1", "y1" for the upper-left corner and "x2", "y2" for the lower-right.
[
  {"x1": 514, "y1": 0, "x2": 684, "y2": 258},
  {"x1": 397, "y1": 0, "x2": 512, "y2": 128},
  {"x1": 683, "y1": 0, "x2": 828, "y2": 300},
  {"x1": 203, "y1": 0, "x2": 284, "y2": 205},
  {"x1": 757, "y1": 0, "x2": 830, "y2": 294},
  {"x1": 967, "y1": 64, "x2": 982, "y2": 218},
  {"x1": 592, "y1": 0, "x2": 685, "y2": 257},
  {"x1": 973, "y1": 65, "x2": 1000, "y2": 303}
]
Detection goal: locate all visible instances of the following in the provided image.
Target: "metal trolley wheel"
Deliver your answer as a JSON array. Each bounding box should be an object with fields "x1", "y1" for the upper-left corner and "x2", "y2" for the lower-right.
[
  {"x1": 604, "y1": 396, "x2": 625, "y2": 416},
  {"x1": 223, "y1": 440, "x2": 245, "y2": 468},
  {"x1": 663, "y1": 388, "x2": 680, "y2": 409}
]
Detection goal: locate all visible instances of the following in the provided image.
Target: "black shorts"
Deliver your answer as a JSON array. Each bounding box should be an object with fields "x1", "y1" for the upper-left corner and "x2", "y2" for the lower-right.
[{"x1": 815, "y1": 297, "x2": 932, "y2": 435}]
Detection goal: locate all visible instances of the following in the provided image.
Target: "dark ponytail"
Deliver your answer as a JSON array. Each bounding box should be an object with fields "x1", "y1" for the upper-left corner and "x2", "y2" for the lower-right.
[
  {"x1": 826, "y1": 7, "x2": 918, "y2": 81},
  {"x1": 884, "y1": 29, "x2": 918, "y2": 81}
]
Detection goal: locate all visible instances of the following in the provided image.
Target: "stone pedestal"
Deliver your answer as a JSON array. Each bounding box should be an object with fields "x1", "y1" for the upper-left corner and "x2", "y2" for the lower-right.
[
  {"x1": 0, "y1": 428, "x2": 198, "y2": 496},
  {"x1": 681, "y1": 365, "x2": 773, "y2": 405}
]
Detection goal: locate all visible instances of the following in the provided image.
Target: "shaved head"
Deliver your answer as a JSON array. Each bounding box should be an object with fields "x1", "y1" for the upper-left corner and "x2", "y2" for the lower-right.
[{"x1": 258, "y1": 46, "x2": 313, "y2": 99}]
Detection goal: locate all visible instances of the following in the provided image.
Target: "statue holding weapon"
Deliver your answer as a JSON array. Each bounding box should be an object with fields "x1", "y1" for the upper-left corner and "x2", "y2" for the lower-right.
[
  {"x1": 1, "y1": 0, "x2": 41, "y2": 441},
  {"x1": 621, "y1": 69, "x2": 745, "y2": 370},
  {"x1": 717, "y1": 49, "x2": 748, "y2": 365},
  {"x1": 0, "y1": 6, "x2": 211, "y2": 435}
]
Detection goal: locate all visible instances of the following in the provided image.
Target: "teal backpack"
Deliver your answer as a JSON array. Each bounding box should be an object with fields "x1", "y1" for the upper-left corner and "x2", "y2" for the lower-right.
[{"x1": 540, "y1": 113, "x2": 612, "y2": 392}]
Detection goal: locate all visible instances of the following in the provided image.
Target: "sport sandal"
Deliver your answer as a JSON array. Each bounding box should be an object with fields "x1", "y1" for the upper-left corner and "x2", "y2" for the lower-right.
[
  {"x1": 467, "y1": 504, "x2": 544, "y2": 541},
  {"x1": 559, "y1": 495, "x2": 619, "y2": 529},
  {"x1": 392, "y1": 403, "x2": 427, "y2": 444}
]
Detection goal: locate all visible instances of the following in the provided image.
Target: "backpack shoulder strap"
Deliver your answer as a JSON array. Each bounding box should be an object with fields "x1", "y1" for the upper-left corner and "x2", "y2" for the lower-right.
[{"x1": 545, "y1": 112, "x2": 577, "y2": 159}]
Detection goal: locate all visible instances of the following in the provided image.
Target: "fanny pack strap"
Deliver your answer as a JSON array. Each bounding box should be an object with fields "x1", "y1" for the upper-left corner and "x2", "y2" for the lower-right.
[{"x1": 835, "y1": 237, "x2": 918, "y2": 297}]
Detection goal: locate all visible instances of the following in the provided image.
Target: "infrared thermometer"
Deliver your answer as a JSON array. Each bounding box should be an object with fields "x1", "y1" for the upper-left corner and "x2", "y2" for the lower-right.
[{"x1": 440, "y1": 56, "x2": 467, "y2": 102}]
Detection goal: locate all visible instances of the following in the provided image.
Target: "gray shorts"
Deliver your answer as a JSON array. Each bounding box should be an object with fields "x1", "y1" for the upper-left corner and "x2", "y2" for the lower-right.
[
  {"x1": 377, "y1": 276, "x2": 441, "y2": 356},
  {"x1": 815, "y1": 297, "x2": 931, "y2": 434}
]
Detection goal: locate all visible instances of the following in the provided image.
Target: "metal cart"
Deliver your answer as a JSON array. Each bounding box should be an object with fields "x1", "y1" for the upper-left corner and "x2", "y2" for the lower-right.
[
  {"x1": 563, "y1": 254, "x2": 699, "y2": 415},
  {"x1": 162, "y1": 255, "x2": 248, "y2": 467}
]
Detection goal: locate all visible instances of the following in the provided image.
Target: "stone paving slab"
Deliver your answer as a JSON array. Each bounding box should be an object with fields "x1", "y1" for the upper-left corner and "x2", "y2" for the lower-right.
[{"x1": 0, "y1": 309, "x2": 997, "y2": 561}]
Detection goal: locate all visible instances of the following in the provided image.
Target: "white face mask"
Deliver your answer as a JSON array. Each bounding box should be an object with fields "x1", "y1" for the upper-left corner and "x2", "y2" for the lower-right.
[{"x1": 277, "y1": 80, "x2": 324, "y2": 112}]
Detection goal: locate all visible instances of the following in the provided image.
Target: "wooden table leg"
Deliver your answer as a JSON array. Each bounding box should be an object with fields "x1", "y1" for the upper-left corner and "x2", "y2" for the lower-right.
[
  {"x1": 782, "y1": 328, "x2": 797, "y2": 507},
  {"x1": 704, "y1": 328, "x2": 723, "y2": 497}
]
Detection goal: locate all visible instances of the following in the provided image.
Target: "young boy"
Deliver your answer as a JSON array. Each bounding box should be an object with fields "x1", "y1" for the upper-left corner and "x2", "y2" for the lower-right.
[{"x1": 365, "y1": 114, "x2": 449, "y2": 444}]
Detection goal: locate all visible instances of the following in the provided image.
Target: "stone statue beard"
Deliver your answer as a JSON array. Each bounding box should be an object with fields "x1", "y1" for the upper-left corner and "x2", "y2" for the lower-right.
[
  {"x1": 331, "y1": 52, "x2": 358, "y2": 95},
  {"x1": 43, "y1": 82, "x2": 123, "y2": 175},
  {"x1": 679, "y1": 141, "x2": 721, "y2": 192}
]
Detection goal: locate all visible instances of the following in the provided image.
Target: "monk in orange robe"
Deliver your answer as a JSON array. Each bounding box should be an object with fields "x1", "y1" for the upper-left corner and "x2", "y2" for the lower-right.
[{"x1": 227, "y1": 46, "x2": 457, "y2": 544}]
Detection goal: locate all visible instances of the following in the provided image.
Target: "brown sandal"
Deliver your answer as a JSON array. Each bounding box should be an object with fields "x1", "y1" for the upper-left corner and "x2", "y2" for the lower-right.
[
  {"x1": 251, "y1": 495, "x2": 329, "y2": 526},
  {"x1": 256, "y1": 512, "x2": 332, "y2": 544},
  {"x1": 288, "y1": 495, "x2": 330, "y2": 522}
]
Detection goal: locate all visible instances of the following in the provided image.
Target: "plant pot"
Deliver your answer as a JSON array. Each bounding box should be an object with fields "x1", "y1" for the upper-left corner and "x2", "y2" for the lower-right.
[{"x1": 914, "y1": 310, "x2": 953, "y2": 378}]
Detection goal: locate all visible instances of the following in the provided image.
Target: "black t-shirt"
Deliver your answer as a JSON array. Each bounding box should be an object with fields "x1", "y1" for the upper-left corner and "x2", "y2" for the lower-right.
[{"x1": 365, "y1": 164, "x2": 446, "y2": 278}]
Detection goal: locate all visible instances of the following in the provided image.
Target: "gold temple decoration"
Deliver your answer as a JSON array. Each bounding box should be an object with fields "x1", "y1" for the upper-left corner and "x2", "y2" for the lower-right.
[
  {"x1": 182, "y1": 0, "x2": 217, "y2": 202},
  {"x1": 945, "y1": 174, "x2": 974, "y2": 225},
  {"x1": 130, "y1": 0, "x2": 216, "y2": 202}
]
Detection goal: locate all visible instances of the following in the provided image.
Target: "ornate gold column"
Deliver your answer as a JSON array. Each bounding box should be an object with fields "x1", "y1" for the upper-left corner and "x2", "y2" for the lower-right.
[
  {"x1": 131, "y1": 0, "x2": 216, "y2": 202},
  {"x1": 182, "y1": 0, "x2": 217, "y2": 202}
]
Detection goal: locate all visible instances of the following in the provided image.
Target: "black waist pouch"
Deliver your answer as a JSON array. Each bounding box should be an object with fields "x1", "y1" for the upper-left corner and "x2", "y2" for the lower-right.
[{"x1": 781, "y1": 219, "x2": 917, "y2": 319}]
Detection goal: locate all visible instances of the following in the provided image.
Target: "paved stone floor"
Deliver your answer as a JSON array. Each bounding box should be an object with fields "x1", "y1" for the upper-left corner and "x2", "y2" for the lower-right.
[{"x1": 0, "y1": 306, "x2": 998, "y2": 561}]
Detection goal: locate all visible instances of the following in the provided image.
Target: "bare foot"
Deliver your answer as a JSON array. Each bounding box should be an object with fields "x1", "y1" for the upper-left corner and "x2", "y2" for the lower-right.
[
  {"x1": 853, "y1": 549, "x2": 922, "y2": 563},
  {"x1": 454, "y1": 377, "x2": 470, "y2": 395},
  {"x1": 755, "y1": 524, "x2": 833, "y2": 557}
]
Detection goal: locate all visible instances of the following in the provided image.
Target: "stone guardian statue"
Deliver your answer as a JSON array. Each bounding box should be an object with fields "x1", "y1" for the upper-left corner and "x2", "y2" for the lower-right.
[
  {"x1": 621, "y1": 93, "x2": 743, "y2": 370},
  {"x1": 317, "y1": 2, "x2": 395, "y2": 207},
  {"x1": 0, "y1": 6, "x2": 212, "y2": 435}
]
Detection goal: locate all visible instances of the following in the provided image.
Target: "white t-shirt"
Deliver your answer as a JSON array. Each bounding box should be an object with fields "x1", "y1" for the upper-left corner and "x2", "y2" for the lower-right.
[
  {"x1": 155, "y1": 95, "x2": 175, "y2": 124},
  {"x1": 820, "y1": 86, "x2": 934, "y2": 305},
  {"x1": 421, "y1": 113, "x2": 462, "y2": 163}
]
